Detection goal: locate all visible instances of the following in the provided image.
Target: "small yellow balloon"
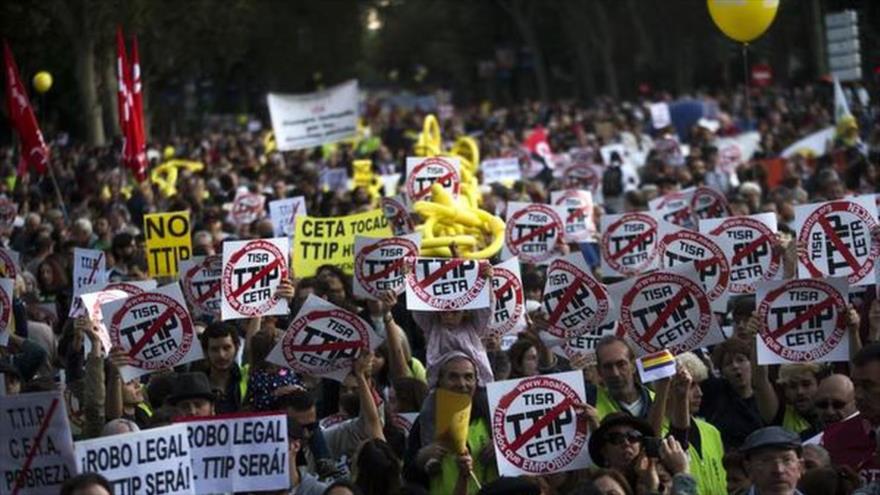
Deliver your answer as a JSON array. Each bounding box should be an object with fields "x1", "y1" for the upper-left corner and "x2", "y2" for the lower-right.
[
  {"x1": 32, "y1": 71, "x2": 52, "y2": 94},
  {"x1": 707, "y1": 0, "x2": 779, "y2": 43},
  {"x1": 163, "y1": 146, "x2": 176, "y2": 160}
]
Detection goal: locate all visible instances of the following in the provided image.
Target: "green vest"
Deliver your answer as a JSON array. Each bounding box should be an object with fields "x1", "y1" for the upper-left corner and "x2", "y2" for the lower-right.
[
  {"x1": 239, "y1": 363, "x2": 250, "y2": 403},
  {"x1": 596, "y1": 386, "x2": 655, "y2": 420},
  {"x1": 660, "y1": 417, "x2": 726, "y2": 495},
  {"x1": 781, "y1": 405, "x2": 810, "y2": 435},
  {"x1": 429, "y1": 418, "x2": 498, "y2": 495},
  {"x1": 137, "y1": 402, "x2": 153, "y2": 417}
]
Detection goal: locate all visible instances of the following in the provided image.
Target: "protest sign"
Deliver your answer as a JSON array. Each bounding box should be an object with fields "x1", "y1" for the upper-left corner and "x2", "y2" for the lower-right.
[
  {"x1": 268, "y1": 196, "x2": 307, "y2": 237},
  {"x1": 551, "y1": 190, "x2": 597, "y2": 242},
  {"x1": 488, "y1": 371, "x2": 589, "y2": 476},
  {"x1": 715, "y1": 131, "x2": 760, "y2": 180},
  {"x1": 78, "y1": 280, "x2": 158, "y2": 353},
  {"x1": 599, "y1": 144, "x2": 627, "y2": 166},
  {"x1": 486, "y1": 257, "x2": 526, "y2": 339},
  {"x1": 501, "y1": 202, "x2": 566, "y2": 265},
  {"x1": 0, "y1": 248, "x2": 19, "y2": 279},
  {"x1": 756, "y1": 277, "x2": 849, "y2": 365},
  {"x1": 293, "y1": 209, "x2": 392, "y2": 277},
  {"x1": 391, "y1": 413, "x2": 419, "y2": 436},
  {"x1": 319, "y1": 168, "x2": 349, "y2": 192},
  {"x1": 608, "y1": 265, "x2": 723, "y2": 356},
  {"x1": 649, "y1": 188, "x2": 696, "y2": 229},
  {"x1": 72, "y1": 248, "x2": 106, "y2": 299},
  {"x1": 405, "y1": 156, "x2": 461, "y2": 202},
  {"x1": 353, "y1": 234, "x2": 421, "y2": 300},
  {"x1": 221, "y1": 238, "x2": 289, "y2": 320},
  {"x1": 267, "y1": 295, "x2": 379, "y2": 382},
  {"x1": 143, "y1": 210, "x2": 192, "y2": 277},
  {"x1": 636, "y1": 350, "x2": 677, "y2": 384},
  {"x1": 267, "y1": 79, "x2": 358, "y2": 151},
  {"x1": 75, "y1": 423, "x2": 193, "y2": 495},
  {"x1": 649, "y1": 102, "x2": 672, "y2": 129},
  {"x1": 600, "y1": 211, "x2": 660, "y2": 278},
  {"x1": 795, "y1": 196, "x2": 879, "y2": 285},
  {"x1": 542, "y1": 253, "x2": 609, "y2": 339},
  {"x1": 700, "y1": 213, "x2": 782, "y2": 294},
  {"x1": 554, "y1": 319, "x2": 622, "y2": 364},
  {"x1": 381, "y1": 196, "x2": 414, "y2": 236},
  {"x1": 559, "y1": 162, "x2": 603, "y2": 195},
  {"x1": 0, "y1": 279, "x2": 12, "y2": 340},
  {"x1": 178, "y1": 412, "x2": 288, "y2": 494},
  {"x1": 405, "y1": 257, "x2": 490, "y2": 311},
  {"x1": 0, "y1": 391, "x2": 75, "y2": 495},
  {"x1": 691, "y1": 187, "x2": 731, "y2": 220},
  {"x1": 481, "y1": 157, "x2": 522, "y2": 185},
  {"x1": 230, "y1": 191, "x2": 266, "y2": 227},
  {"x1": 104, "y1": 283, "x2": 200, "y2": 381},
  {"x1": 0, "y1": 199, "x2": 17, "y2": 231},
  {"x1": 179, "y1": 255, "x2": 222, "y2": 317},
  {"x1": 657, "y1": 223, "x2": 730, "y2": 310}
]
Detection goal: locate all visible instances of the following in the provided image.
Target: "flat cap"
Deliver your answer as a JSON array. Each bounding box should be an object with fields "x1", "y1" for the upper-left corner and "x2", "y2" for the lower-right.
[{"x1": 740, "y1": 426, "x2": 802, "y2": 457}]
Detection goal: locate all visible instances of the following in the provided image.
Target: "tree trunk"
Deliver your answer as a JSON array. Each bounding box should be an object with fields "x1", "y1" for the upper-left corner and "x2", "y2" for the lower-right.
[
  {"x1": 75, "y1": 37, "x2": 105, "y2": 146},
  {"x1": 558, "y1": 1, "x2": 596, "y2": 103},
  {"x1": 587, "y1": 1, "x2": 618, "y2": 98},
  {"x1": 103, "y1": 47, "x2": 121, "y2": 137},
  {"x1": 499, "y1": 0, "x2": 550, "y2": 102}
]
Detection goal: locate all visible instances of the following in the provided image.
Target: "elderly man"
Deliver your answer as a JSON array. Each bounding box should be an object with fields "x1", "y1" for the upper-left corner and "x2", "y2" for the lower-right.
[
  {"x1": 802, "y1": 374, "x2": 857, "y2": 442},
  {"x1": 592, "y1": 335, "x2": 654, "y2": 420},
  {"x1": 741, "y1": 426, "x2": 805, "y2": 495}
]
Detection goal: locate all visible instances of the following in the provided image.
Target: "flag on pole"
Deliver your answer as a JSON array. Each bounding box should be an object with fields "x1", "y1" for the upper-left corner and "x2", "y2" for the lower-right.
[
  {"x1": 129, "y1": 35, "x2": 147, "y2": 178},
  {"x1": 116, "y1": 26, "x2": 147, "y2": 182},
  {"x1": 3, "y1": 40, "x2": 49, "y2": 176},
  {"x1": 833, "y1": 76, "x2": 852, "y2": 123}
]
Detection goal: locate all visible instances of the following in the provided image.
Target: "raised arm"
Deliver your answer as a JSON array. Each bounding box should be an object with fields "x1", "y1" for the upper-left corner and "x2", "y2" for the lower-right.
[{"x1": 354, "y1": 350, "x2": 385, "y2": 441}]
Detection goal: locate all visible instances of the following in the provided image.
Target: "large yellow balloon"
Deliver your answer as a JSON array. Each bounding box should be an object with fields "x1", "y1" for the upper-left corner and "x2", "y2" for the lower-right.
[
  {"x1": 708, "y1": 0, "x2": 779, "y2": 43},
  {"x1": 32, "y1": 71, "x2": 52, "y2": 94}
]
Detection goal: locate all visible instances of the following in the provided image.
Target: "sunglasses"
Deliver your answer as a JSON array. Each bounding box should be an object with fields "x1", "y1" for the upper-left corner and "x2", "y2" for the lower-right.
[
  {"x1": 815, "y1": 399, "x2": 848, "y2": 410},
  {"x1": 605, "y1": 431, "x2": 644, "y2": 446}
]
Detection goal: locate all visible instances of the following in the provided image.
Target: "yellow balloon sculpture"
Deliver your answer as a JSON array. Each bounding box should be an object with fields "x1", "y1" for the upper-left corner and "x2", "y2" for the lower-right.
[
  {"x1": 32, "y1": 71, "x2": 52, "y2": 94},
  {"x1": 707, "y1": 0, "x2": 779, "y2": 43},
  {"x1": 151, "y1": 160, "x2": 205, "y2": 198}
]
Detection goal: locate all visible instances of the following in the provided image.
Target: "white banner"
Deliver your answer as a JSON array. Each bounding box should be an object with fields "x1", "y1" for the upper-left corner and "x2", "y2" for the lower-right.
[
  {"x1": 72, "y1": 248, "x2": 107, "y2": 298},
  {"x1": 267, "y1": 80, "x2": 358, "y2": 151},
  {"x1": 481, "y1": 157, "x2": 522, "y2": 185},
  {"x1": 649, "y1": 187, "x2": 697, "y2": 230}
]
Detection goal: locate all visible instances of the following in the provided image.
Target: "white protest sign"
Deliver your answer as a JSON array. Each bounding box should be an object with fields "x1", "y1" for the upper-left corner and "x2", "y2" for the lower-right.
[
  {"x1": 501, "y1": 202, "x2": 566, "y2": 265},
  {"x1": 353, "y1": 234, "x2": 421, "y2": 300},
  {"x1": 404, "y1": 258, "x2": 490, "y2": 311},
  {"x1": 221, "y1": 238, "x2": 290, "y2": 320},
  {"x1": 700, "y1": 213, "x2": 781, "y2": 294},
  {"x1": 756, "y1": 277, "x2": 849, "y2": 365},
  {"x1": 657, "y1": 222, "x2": 730, "y2": 311},
  {"x1": 486, "y1": 257, "x2": 526, "y2": 339},
  {"x1": 0, "y1": 199, "x2": 17, "y2": 231},
  {"x1": 608, "y1": 265, "x2": 723, "y2": 356},
  {"x1": 0, "y1": 279, "x2": 13, "y2": 341},
  {"x1": 554, "y1": 320, "x2": 622, "y2": 364},
  {"x1": 600, "y1": 211, "x2": 660, "y2": 278},
  {"x1": 487, "y1": 371, "x2": 589, "y2": 476},
  {"x1": 0, "y1": 391, "x2": 75, "y2": 495},
  {"x1": 179, "y1": 413, "x2": 288, "y2": 494},
  {"x1": 72, "y1": 248, "x2": 106, "y2": 298},
  {"x1": 481, "y1": 157, "x2": 522, "y2": 185},
  {"x1": 78, "y1": 280, "x2": 158, "y2": 353},
  {"x1": 551, "y1": 190, "x2": 596, "y2": 242},
  {"x1": 104, "y1": 283, "x2": 200, "y2": 382},
  {"x1": 691, "y1": 187, "x2": 731, "y2": 220},
  {"x1": 231, "y1": 191, "x2": 266, "y2": 226},
  {"x1": 267, "y1": 295, "x2": 380, "y2": 382},
  {"x1": 405, "y1": 156, "x2": 461, "y2": 202},
  {"x1": 649, "y1": 102, "x2": 671, "y2": 129},
  {"x1": 0, "y1": 248, "x2": 19, "y2": 280},
  {"x1": 381, "y1": 196, "x2": 414, "y2": 236},
  {"x1": 542, "y1": 253, "x2": 610, "y2": 340},
  {"x1": 75, "y1": 423, "x2": 194, "y2": 495},
  {"x1": 268, "y1": 196, "x2": 307, "y2": 237},
  {"x1": 179, "y1": 255, "x2": 222, "y2": 318},
  {"x1": 267, "y1": 79, "x2": 358, "y2": 151},
  {"x1": 559, "y1": 162, "x2": 603, "y2": 197},
  {"x1": 795, "y1": 196, "x2": 879, "y2": 286},
  {"x1": 649, "y1": 188, "x2": 697, "y2": 230}
]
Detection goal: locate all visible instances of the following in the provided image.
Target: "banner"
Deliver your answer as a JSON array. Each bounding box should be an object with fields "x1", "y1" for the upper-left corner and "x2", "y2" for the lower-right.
[
  {"x1": 268, "y1": 196, "x2": 307, "y2": 237},
  {"x1": 542, "y1": 253, "x2": 609, "y2": 339},
  {"x1": 230, "y1": 191, "x2": 266, "y2": 227},
  {"x1": 381, "y1": 196, "x2": 414, "y2": 236},
  {"x1": 487, "y1": 371, "x2": 589, "y2": 476},
  {"x1": 486, "y1": 257, "x2": 526, "y2": 339},
  {"x1": 266, "y1": 294, "x2": 380, "y2": 382},
  {"x1": 649, "y1": 188, "x2": 696, "y2": 229},
  {"x1": 179, "y1": 255, "x2": 222, "y2": 317},
  {"x1": 75, "y1": 424, "x2": 194, "y2": 495},
  {"x1": 700, "y1": 213, "x2": 781, "y2": 294},
  {"x1": 104, "y1": 283, "x2": 201, "y2": 381},
  {"x1": 144, "y1": 211, "x2": 192, "y2": 277},
  {"x1": 0, "y1": 248, "x2": 19, "y2": 280},
  {"x1": 72, "y1": 248, "x2": 107, "y2": 298},
  {"x1": 551, "y1": 190, "x2": 596, "y2": 242},
  {"x1": 794, "y1": 195, "x2": 879, "y2": 286},
  {"x1": 267, "y1": 80, "x2": 358, "y2": 151},
  {"x1": 0, "y1": 391, "x2": 75, "y2": 495},
  {"x1": 3, "y1": 41, "x2": 50, "y2": 176},
  {"x1": 481, "y1": 157, "x2": 522, "y2": 185},
  {"x1": 780, "y1": 127, "x2": 834, "y2": 159},
  {"x1": 600, "y1": 211, "x2": 660, "y2": 278},
  {"x1": 756, "y1": 277, "x2": 849, "y2": 365},
  {"x1": 404, "y1": 156, "x2": 461, "y2": 202},
  {"x1": 501, "y1": 202, "x2": 566, "y2": 265},
  {"x1": 178, "y1": 413, "x2": 288, "y2": 494},
  {"x1": 293, "y1": 209, "x2": 392, "y2": 277},
  {"x1": 353, "y1": 234, "x2": 421, "y2": 300},
  {"x1": 221, "y1": 238, "x2": 290, "y2": 320},
  {"x1": 691, "y1": 187, "x2": 731, "y2": 220},
  {"x1": 404, "y1": 258, "x2": 490, "y2": 311},
  {"x1": 78, "y1": 280, "x2": 157, "y2": 354},
  {"x1": 657, "y1": 222, "x2": 730, "y2": 311}
]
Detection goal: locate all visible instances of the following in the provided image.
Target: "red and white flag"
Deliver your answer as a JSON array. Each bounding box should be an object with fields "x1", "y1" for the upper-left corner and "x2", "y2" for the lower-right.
[
  {"x1": 3, "y1": 40, "x2": 49, "y2": 176},
  {"x1": 116, "y1": 27, "x2": 147, "y2": 182}
]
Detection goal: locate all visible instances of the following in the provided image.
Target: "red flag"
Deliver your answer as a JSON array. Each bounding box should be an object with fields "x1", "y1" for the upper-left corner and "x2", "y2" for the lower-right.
[
  {"x1": 524, "y1": 126, "x2": 553, "y2": 166},
  {"x1": 116, "y1": 27, "x2": 146, "y2": 182},
  {"x1": 3, "y1": 40, "x2": 49, "y2": 176},
  {"x1": 129, "y1": 35, "x2": 147, "y2": 179}
]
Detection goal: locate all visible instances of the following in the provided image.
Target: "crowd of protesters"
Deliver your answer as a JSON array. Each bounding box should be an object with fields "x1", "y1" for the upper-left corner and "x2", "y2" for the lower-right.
[{"x1": 2, "y1": 78, "x2": 880, "y2": 495}]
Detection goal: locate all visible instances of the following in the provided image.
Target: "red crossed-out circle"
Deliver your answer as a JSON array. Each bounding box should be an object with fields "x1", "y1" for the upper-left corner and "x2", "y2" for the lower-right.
[
  {"x1": 797, "y1": 200, "x2": 880, "y2": 284},
  {"x1": 757, "y1": 278, "x2": 846, "y2": 362},
  {"x1": 561, "y1": 164, "x2": 600, "y2": 190},
  {"x1": 601, "y1": 212, "x2": 658, "y2": 275},
  {"x1": 493, "y1": 376, "x2": 588, "y2": 474},
  {"x1": 354, "y1": 237, "x2": 419, "y2": 298},
  {"x1": 108, "y1": 292, "x2": 194, "y2": 370},
  {"x1": 657, "y1": 229, "x2": 730, "y2": 302},
  {"x1": 505, "y1": 204, "x2": 564, "y2": 264},
  {"x1": 486, "y1": 266, "x2": 524, "y2": 339},
  {"x1": 0, "y1": 286, "x2": 11, "y2": 332},
  {"x1": 381, "y1": 198, "x2": 414, "y2": 234},
  {"x1": 0, "y1": 249, "x2": 17, "y2": 280},
  {"x1": 232, "y1": 193, "x2": 264, "y2": 224},
  {"x1": 0, "y1": 199, "x2": 16, "y2": 227},
  {"x1": 222, "y1": 240, "x2": 289, "y2": 316},
  {"x1": 709, "y1": 216, "x2": 781, "y2": 293},
  {"x1": 183, "y1": 255, "x2": 222, "y2": 315},
  {"x1": 691, "y1": 187, "x2": 730, "y2": 219},
  {"x1": 620, "y1": 272, "x2": 712, "y2": 355},
  {"x1": 406, "y1": 157, "x2": 461, "y2": 201},
  {"x1": 406, "y1": 258, "x2": 488, "y2": 310},
  {"x1": 544, "y1": 258, "x2": 609, "y2": 339},
  {"x1": 282, "y1": 309, "x2": 370, "y2": 375}
]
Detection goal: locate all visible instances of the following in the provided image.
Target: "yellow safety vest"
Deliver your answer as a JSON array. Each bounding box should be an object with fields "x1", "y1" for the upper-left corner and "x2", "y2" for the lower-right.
[
  {"x1": 137, "y1": 402, "x2": 153, "y2": 418},
  {"x1": 781, "y1": 405, "x2": 810, "y2": 435},
  {"x1": 430, "y1": 418, "x2": 498, "y2": 495},
  {"x1": 660, "y1": 417, "x2": 726, "y2": 495},
  {"x1": 596, "y1": 386, "x2": 655, "y2": 420},
  {"x1": 239, "y1": 363, "x2": 250, "y2": 403}
]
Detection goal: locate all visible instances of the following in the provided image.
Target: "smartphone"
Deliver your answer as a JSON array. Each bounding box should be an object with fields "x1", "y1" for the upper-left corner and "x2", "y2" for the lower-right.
[{"x1": 644, "y1": 436, "x2": 662, "y2": 458}]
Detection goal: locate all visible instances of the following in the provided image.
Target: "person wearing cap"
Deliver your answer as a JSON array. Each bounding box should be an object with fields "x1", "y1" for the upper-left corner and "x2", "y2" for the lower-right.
[
  {"x1": 167, "y1": 372, "x2": 216, "y2": 416},
  {"x1": 740, "y1": 426, "x2": 805, "y2": 495}
]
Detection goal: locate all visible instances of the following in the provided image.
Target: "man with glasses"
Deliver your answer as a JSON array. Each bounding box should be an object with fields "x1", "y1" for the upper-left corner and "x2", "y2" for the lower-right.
[
  {"x1": 802, "y1": 374, "x2": 858, "y2": 442},
  {"x1": 741, "y1": 426, "x2": 804, "y2": 495},
  {"x1": 593, "y1": 336, "x2": 654, "y2": 420}
]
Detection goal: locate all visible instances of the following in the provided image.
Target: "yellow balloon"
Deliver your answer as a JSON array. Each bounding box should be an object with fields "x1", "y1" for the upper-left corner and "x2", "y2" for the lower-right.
[
  {"x1": 32, "y1": 71, "x2": 52, "y2": 94},
  {"x1": 707, "y1": 0, "x2": 779, "y2": 43}
]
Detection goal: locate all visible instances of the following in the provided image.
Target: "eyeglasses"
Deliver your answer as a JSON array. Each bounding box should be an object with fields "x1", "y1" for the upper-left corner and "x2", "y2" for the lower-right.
[
  {"x1": 751, "y1": 454, "x2": 801, "y2": 469},
  {"x1": 605, "y1": 431, "x2": 643, "y2": 446},
  {"x1": 815, "y1": 399, "x2": 848, "y2": 410}
]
